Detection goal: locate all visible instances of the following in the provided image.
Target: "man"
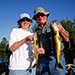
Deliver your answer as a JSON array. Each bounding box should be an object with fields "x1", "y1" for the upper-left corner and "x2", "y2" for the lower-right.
[
  {"x1": 32, "y1": 7, "x2": 69, "y2": 75},
  {"x1": 9, "y1": 13, "x2": 36, "y2": 75}
]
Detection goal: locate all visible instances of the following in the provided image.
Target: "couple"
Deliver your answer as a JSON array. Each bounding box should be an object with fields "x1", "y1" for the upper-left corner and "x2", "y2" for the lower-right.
[{"x1": 9, "y1": 7, "x2": 69, "y2": 75}]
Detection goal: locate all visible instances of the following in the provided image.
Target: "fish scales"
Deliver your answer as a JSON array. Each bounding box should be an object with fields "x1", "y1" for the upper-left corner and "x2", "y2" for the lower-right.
[{"x1": 50, "y1": 22, "x2": 64, "y2": 70}]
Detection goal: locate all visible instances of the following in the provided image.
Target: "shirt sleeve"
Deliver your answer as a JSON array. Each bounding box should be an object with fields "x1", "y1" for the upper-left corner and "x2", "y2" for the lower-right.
[{"x1": 9, "y1": 28, "x2": 17, "y2": 48}]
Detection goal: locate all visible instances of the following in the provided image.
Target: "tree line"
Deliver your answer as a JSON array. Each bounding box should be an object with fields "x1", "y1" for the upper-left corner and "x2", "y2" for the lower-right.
[{"x1": 60, "y1": 18, "x2": 75, "y2": 64}]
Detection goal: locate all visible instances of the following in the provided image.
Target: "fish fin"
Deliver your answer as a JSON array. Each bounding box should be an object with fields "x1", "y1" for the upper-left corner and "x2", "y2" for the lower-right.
[
  {"x1": 58, "y1": 36, "x2": 62, "y2": 40},
  {"x1": 30, "y1": 43, "x2": 33, "y2": 46},
  {"x1": 31, "y1": 54, "x2": 35, "y2": 58},
  {"x1": 32, "y1": 64, "x2": 37, "y2": 68},
  {"x1": 55, "y1": 63, "x2": 64, "y2": 70},
  {"x1": 32, "y1": 64, "x2": 39, "y2": 70}
]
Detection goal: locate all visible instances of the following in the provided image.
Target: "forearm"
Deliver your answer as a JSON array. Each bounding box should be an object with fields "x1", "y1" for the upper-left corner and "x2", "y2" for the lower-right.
[{"x1": 9, "y1": 38, "x2": 27, "y2": 52}]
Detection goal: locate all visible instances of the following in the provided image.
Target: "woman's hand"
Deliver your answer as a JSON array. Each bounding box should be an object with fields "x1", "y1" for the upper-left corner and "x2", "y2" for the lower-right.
[
  {"x1": 26, "y1": 35, "x2": 34, "y2": 41},
  {"x1": 36, "y1": 48, "x2": 45, "y2": 54}
]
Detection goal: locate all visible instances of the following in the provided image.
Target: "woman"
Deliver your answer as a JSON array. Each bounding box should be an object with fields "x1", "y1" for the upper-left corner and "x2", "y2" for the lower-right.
[{"x1": 9, "y1": 13, "x2": 36, "y2": 75}]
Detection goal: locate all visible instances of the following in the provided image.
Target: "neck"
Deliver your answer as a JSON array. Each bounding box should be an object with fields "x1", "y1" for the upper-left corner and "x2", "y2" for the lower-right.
[
  {"x1": 40, "y1": 20, "x2": 47, "y2": 27},
  {"x1": 22, "y1": 27, "x2": 28, "y2": 31},
  {"x1": 40, "y1": 19, "x2": 47, "y2": 26}
]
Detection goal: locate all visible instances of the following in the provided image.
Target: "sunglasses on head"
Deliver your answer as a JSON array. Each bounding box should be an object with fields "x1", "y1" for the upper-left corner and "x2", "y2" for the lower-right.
[
  {"x1": 21, "y1": 18, "x2": 31, "y2": 22},
  {"x1": 35, "y1": 13, "x2": 45, "y2": 18}
]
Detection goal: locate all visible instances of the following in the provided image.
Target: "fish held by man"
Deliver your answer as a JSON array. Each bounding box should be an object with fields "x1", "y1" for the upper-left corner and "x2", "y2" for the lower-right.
[{"x1": 50, "y1": 22, "x2": 64, "y2": 70}]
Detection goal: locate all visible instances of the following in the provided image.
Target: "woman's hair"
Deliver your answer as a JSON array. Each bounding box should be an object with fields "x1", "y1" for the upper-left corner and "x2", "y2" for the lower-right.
[{"x1": 17, "y1": 20, "x2": 22, "y2": 28}]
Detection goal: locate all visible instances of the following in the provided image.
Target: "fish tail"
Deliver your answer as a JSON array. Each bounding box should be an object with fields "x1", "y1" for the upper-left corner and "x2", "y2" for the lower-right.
[{"x1": 55, "y1": 63, "x2": 64, "y2": 70}]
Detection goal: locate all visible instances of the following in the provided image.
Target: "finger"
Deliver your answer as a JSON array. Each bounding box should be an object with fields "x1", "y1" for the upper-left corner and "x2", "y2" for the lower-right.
[{"x1": 36, "y1": 49, "x2": 39, "y2": 53}]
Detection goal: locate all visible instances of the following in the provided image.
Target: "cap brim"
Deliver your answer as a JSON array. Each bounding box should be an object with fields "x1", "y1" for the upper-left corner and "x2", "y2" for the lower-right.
[
  {"x1": 26, "y1": 18, "x2": 33, "y2": 23},
  {"x1": 33, "y1": 12, "x2": 50, "y2": 20}
]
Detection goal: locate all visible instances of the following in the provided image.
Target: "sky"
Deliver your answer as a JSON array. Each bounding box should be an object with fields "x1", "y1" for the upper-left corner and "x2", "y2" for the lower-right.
[{"x1": 0, "y1": 0, "x2": 75, "y2": 42}]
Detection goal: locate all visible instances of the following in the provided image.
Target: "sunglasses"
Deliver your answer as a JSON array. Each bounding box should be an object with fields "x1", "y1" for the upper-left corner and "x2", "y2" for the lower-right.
[
  {"x1": 35, "y1": 14, "x2": 45, "y2": 18},
  {"x1": 21, "y1": 18, "x2": 31, "y2": 22}
]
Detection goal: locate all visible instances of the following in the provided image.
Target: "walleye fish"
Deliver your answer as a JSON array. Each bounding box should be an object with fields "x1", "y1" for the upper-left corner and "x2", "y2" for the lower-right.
[
  {"x1": 51, "y1": 22, "x2": 64, "y2": 70},
  {"x1": 30, "y1": 34, "x2": 39, "y2": 69}
]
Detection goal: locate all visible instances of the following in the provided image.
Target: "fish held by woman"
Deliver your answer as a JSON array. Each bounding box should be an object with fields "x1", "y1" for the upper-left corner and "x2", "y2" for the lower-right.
[{"x1": 30, "y1": 33, "x2": 39, "y2": 69}]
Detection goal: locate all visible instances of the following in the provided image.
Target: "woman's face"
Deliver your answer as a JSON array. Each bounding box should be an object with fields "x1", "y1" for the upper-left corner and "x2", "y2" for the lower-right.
[{"x1": 20, "y1": 18, "x2": 31, "y2": 30}]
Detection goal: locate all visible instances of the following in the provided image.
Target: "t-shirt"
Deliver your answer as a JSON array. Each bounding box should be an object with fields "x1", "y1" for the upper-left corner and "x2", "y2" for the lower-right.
[{"x1": 9, "y1": 28, "x2": 35, "y2": 70}]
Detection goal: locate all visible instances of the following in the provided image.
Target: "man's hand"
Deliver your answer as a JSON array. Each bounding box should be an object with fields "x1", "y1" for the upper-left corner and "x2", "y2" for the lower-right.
[
  {"x1": 57, "y1": 24, "x2": 64, "y2": 33},
  {"x1": 57, "y1": 24, "x2": 69, "y2": 42},
  {"x1": 36, "y1": 48, "x2": 45, "y2": 54}
]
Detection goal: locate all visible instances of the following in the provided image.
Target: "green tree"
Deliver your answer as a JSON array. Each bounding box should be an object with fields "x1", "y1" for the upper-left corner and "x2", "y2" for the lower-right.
[
  {"x1": 0, "y1": 37, "x2": 8, "y2": 51},
  {"x1": 0, "y1": 37, "x2": 9, "y2": 62}
]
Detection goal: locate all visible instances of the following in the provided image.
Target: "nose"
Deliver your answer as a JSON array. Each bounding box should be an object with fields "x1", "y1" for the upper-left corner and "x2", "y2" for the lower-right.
[
  {"x1": 24, "y1": 20, "x2": 26, "y2": 22},
  {"x1": 39, "y1": 15, "x2": 42, "y2": 18}
]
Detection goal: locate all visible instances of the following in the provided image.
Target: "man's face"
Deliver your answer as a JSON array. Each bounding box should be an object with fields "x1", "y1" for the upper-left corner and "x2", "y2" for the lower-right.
[{"x1": 35, "y1": 13, "x2": 47, "y2": 24}]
